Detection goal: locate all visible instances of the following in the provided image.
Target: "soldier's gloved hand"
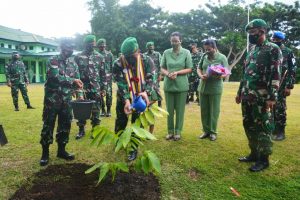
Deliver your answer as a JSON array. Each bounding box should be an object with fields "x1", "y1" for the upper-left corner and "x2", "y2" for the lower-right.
[
  {"x1": 7, "y1": 82, "x2": 11, "y2": 87},
  {"x1": 284, "y1": 88, "x2": 291, "y2": 96},
  {"x1": 235, "y1": 95, "x2": 241, "y2": 104},
  {"x1": 266, "y1": 100, "x2": 276, "y2": 111},
  {"x1": 124, "y1": 99, "x2": 132, "y2": 115},
  {"x1": 73, "y1": 79, "x2": 83, "y2": 89}
]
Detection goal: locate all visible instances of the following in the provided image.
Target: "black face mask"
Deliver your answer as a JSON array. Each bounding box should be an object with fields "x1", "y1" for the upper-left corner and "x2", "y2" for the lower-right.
[
  {"x1": 249, "y1": 34, "x2": 260, "y2": 44},
  {"x1": 274, "y1": 42, "x2": 282, "y2": 47},
  {"x1": 62, "y1": 50, "x2": 73, "y2": 58},
  {"x1": 85, "y1": 44, "x2": 94, "y2": 53}
]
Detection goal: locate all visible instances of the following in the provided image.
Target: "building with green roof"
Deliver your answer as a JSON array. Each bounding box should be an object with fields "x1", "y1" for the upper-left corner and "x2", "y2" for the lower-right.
[{"x1": 0, "y1": 25, "x2": 59, "y2": 83}]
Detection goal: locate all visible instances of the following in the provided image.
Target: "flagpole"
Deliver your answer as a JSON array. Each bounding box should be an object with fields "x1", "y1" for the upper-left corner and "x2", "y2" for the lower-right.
[{"x1": 247, "y1": 2, "x2": 250, "y2": 52}]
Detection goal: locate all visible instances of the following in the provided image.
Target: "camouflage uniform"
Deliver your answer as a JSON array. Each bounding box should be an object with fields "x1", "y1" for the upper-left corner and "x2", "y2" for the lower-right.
[
  {"x1": 98, "y1": 49, "x2": 114, "y2": 115},
  {"x1": 5, "y1": 59, "x2": 31, "y2": 109},
  {"x1": 188, "y1": 51, "x2": 203, "y2": 102},
  {"x1": 237, "y1": 40, "x2": 282, "y2": 160},
  {"x1": 143, "y1": 50, "x2": 162, "y2": 106},
  {"x1": 40, "y1": 54, "x2": 81, "y2": 145},
  {"x1": 113, "y1": 54, "x2": 159, "y2": 133},
  {"x1": 273, "y1": 45, "x2": 297, "y2": 135},
  {"x1": 75, "y1": 50, "x2": 106, "y2": 129}
]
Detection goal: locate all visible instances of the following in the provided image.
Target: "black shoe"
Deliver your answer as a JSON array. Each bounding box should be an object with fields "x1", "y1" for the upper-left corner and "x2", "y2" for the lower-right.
[
  {"x1": 106, "y1": 107, "x2": 111, "y2": 117},
  {"x1": 100, "y1": 108, "x2": 106, "y2": 117},
  {"x1": 158, "y1": 101, "x2": 162, "y2": 108},
  {"x1": 195, "y1": 98, "x2": 199, "y2": 103},
  {"x1": 199, "y1": 133, "x2": 209, "y2": 139},
  {"x1": 15, "y1": 107, "x2": 19, "y2": 111},
  {"x1": 238, "y1": 155, "x2": 256, "y2": 162},
  {"x1": 209, "y1": 134, "x2": 217, "y2": 141},
  {"x1": 249, "y1": 156, "x2": 269, "y2": 172},
  {"x1": 57, "y1": 144, "x2": 75, "y2": 160},
  {"x1": 40, "y1": 144, "x2": 49, "y2": 166},
  {"x1": 273, "y1": 132, "x2": 285, "y2": 141},
  {"x1": 76, "y1": 127, "x2": 85, "y2": 140},
  {"x1": 128, "y1": 150, "x2": 137, "y2": 161},
  {"x1": 27, "y1": 105, "x2": 35, "y2": 109}
]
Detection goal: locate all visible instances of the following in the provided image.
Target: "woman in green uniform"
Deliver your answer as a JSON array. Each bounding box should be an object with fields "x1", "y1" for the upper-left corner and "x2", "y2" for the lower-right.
[
  {"x1": 160, "y1": 32, "x2": 193, "y2": 141},
  {"x1": 197, "y1": 39, "x2": 229, "y2": 141}
]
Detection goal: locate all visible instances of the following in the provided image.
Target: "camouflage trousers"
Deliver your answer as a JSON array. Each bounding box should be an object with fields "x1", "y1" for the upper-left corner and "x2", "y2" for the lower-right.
[
  {"x1": 77, "y1": 92, "x2": 101, "y2": 128},
  {"x1": 114, "y1": 96, "x2": 140, "y2": 150},
  {"x1": 40, "y1": 99, "x2": 72, "y2": 145},
  {"x1": 11, "y1": 83, "x2": 30, "y2": 107},
  {"x1": 273, "y1": 94, "x2": 287, "y2": 130},
  {"x1": 188, "y1": 76, "x2": 199, "y2": 97},
  {"x1": 241, "y1": 100, "x2": 274, "y2": 157},
  {"x1": 101, "y1": 82, "x2": 112, "y2": 109}
]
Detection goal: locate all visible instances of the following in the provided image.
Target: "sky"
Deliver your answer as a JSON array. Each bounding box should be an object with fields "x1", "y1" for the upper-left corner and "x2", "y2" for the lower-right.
[{"x1": 0, "y1": 0, "x2": 295, "y2": 39}]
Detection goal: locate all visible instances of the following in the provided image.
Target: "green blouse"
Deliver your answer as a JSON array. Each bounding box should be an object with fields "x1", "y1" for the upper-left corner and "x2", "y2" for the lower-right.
[
  {"x1": 198, "y1": 52, "x2": 229, "y2": 95},
  {"x1": 161, "y1": 47, "x2": 193, "y2": 92}
]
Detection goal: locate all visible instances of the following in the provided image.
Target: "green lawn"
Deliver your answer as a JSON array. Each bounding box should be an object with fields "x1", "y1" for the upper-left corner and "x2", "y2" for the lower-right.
[{"x1": 0, "y1": 83, "x2": 299, "y2": 200}]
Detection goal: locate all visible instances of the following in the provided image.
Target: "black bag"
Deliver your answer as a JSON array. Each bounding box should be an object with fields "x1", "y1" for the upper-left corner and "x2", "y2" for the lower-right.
[{"x1": 0, "y1": 125, "x2": 8, "y2": 146}]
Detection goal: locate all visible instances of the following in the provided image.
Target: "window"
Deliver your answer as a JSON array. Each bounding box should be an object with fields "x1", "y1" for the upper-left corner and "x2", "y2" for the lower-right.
[
  {"x1": 47, "y1": 48, "x2": 50, "y2": 51},
  {"x1": 8, "y1": 45, "x2": 12, "y2": 49},
  {"x1": 41, "y1": 47, "x2": 44, "y2": 51},
  {"x1": 29, "y1": 46, "x2": 34, "y2": 50},
  {"x1": 15, "y1": 45, "x2": 19, "y2": 50},
  {"x1": 0, "y1": 43, "x2": 4, "y2": 48},
  {"x1": 0, "y1": 59, "x2": 5, "y2": 74}
]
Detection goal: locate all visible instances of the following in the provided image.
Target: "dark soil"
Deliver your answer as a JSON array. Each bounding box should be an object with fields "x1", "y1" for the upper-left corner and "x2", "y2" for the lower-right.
[{"x1": 10, "y1": 163, "x2": 160, "y2": 200}]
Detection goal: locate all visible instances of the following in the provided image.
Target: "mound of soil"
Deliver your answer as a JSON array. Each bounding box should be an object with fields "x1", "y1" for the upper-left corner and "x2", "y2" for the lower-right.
[{"x1": 10, "y1": 163, "x2": 160, "y2": 200}]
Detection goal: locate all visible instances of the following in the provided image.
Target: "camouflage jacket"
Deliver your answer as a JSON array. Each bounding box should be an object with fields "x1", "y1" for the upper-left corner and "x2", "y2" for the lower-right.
[
  {"x1": 74, "y1": 50, "x2": 106, "y2": 96},
  {"x1": 238, "y1": 40, "x2": 282, "y2": 102},
  {"x1": 113, "y1": 53, "x2": 160, "y2": 102},
  {"x1": 5, "y1": 60, "x2": 29, "y2": 84},
  {"x1": 190, "y1": 51, "x2": 203, "y2": 77},
  {"x1": 144, "y1": 51, "x2": 161, "y2": 79},
  {"x1": 278, "y1": 45, "x2": 297, "y2": 91},
  {"x1": 44, "y1": 54, "x2": 81, "y2": 103},
  {"x1": 98, "y1": 49, "x2": 114, "y2": 83}
]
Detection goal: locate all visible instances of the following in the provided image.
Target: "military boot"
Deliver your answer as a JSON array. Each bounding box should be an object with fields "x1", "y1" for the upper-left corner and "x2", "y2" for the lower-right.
[
  {"x1": 27, "y1": 104, "x2": 35, "y2": 109},
  {"x1": 249, "y1": 155, "x2": 269, "y2": 172},
  {"x1": 57, "y1": 143, "x2": 75, "y2": 160},
  {"x1": 128, "y1": 150, "x2": 138, "y2": 161},
  {"x1": 100, "y1": 107, "x2": 106, "y2": 117},
  {"x1": 14, "y1": 105, "x2": 19, "y2": 111},
  {"x1": 238, "y1": 151, "x2": 257, "y2": 162},
  {"x1": 76, "y1": 126, "x2": 85, "y2": 140},
  {"x1": 189, "y1": 94, "x2": 194, "y2": 102},
  {"x1": 106, "y1": 106, "x2": 111, "y2": 117},
  {"x1": 158, "y1": 100, "x2": 162, "y2": 107},
  {"x1": 40, "y1": 144, "x2": 49, "y2": 166},
  {"x1": 273, "y1": 126, "x2": 286, "y2": 141}
]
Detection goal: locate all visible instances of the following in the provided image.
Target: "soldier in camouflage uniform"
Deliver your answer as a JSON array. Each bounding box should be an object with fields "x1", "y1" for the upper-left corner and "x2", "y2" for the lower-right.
[
  {"x1": 187, "y1": 43, "x2": 203, "y2": 103},
  {"x1": 236, "y1": 19, "x2": 282, "y2": 172},
  {"x1": 5, "y1": 52, "x2": 35, "y2": 111},
  {"x1": 74, "y1": 35, "x2": 106, "y2": 139},
  {"x1": 271, "y1": 31, "x2": 297, "y2": 141},
  {"x1": 113, "y1": 37, "x2": 160, "y2": 161},
  {"x1": 144, "y1": 42, "x2": 162, "y2": 107},
  {"x1": 40, "y1": 39, "x2": 83, "y2": 166},
  {"x1": 97, "y1": 38, "x2": 114, "y2": 117}
]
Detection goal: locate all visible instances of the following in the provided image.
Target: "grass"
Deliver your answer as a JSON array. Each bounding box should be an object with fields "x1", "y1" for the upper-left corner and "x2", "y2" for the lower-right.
[{"x1": 0, "y1": 82, "x2": 299, "y2": 200}]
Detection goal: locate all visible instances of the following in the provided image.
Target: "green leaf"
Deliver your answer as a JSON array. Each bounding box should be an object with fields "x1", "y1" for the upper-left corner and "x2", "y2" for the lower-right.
[
  {"x1": 101, "y1": 131, "x2": 115, "y2": 145},
  {"x1": 134, "y1": 118, "x2": 142, "y2": 127},
  {"x1": 115, "y1": 139, "x2": 124, "y2": 152},
  {"x1": 141, "y1": 156, "x2": 150, "y2": 174},
  {"x1": 97, "y1": 163, "x2": 110, "y2": 184},
  {"x1": 132, "y1": 125, "x2": 157, "y2": 140},
  {"x1": 146, "y1": 151, "x2": 161, "y2": 174},
  {"x1": 149, "y1": 107, "x2": 163, "y2": 118},
  {"x1": 85, "y1": 162, "x2": 102, "y2": 174},
  {"x1": 144, "y1": 110, "x2": 155, "y2": 125},
  {"x1": 134, "y1": 157, "x2": 142, "y2": 172},
  {"x1": 90, "y1": 129, "x2": 102, "y2": 146},
  {"x1": 131, "y1": 137, "x2": 144, "y2": 146},
  {"x1": 139, "y1": 114, "x2": 149, "y2": 128},
  {"x1": 120, "y1": 127, "x2": 132, "y2": 148},
  {"x1": 151, "y1": 105, "x2": 169, "y2": 116},
  {"x1": 115, "y1": 162, "x2": 129, "y2": 172}
]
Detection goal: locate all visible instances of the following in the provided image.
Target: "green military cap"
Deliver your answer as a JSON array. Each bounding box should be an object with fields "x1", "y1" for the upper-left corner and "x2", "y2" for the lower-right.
[
  {"x1": 83, "y1": 34, "x2": 96, "y2": 44},
  {"x1": 146, "y1": 41, "x2": 154, "y2": 48},
  {"x1": 12, "y1": 51, "x2": 19, "y2": 55},
  {"x1": 245, "y1": 19, "x2": 268, "y2": 32},
  {"x1": 97, "y1": 38, "x2": 106, "y2": 46},
  {"x1": 121, "y1": 37, "x2": 139, "y2": 56}
]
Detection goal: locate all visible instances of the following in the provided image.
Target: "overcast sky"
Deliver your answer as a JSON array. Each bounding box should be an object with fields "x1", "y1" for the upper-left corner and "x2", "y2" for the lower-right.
[{"x1": 0, "y1": 0, "x2": 295, "y2": 39}]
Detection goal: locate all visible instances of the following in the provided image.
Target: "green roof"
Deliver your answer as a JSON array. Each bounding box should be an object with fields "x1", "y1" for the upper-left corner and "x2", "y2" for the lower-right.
[
  {"x1": 0, "y1": 47, "x2": 59, "y2": 57},
  {"x1": 0, "y1": 25, "x2": 58, "y2": 47}
]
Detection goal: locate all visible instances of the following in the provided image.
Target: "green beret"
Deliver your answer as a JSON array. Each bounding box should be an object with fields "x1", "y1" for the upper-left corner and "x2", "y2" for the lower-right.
[
  {"x1": 121, "y1": 37, "x2": 139, "y2": 56},
  {"x1": 245, "y1": 19, "x2": 268, "y2": 32},
  {"x1": 146, "y1": 41, "x2": 154, "y2": 48},
  {"x1": 97, "y1": 38, "x2": 106, "y2": 46},
  {"x1": 83, "y1": 34, "x2": 96, "y2": 44}
]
